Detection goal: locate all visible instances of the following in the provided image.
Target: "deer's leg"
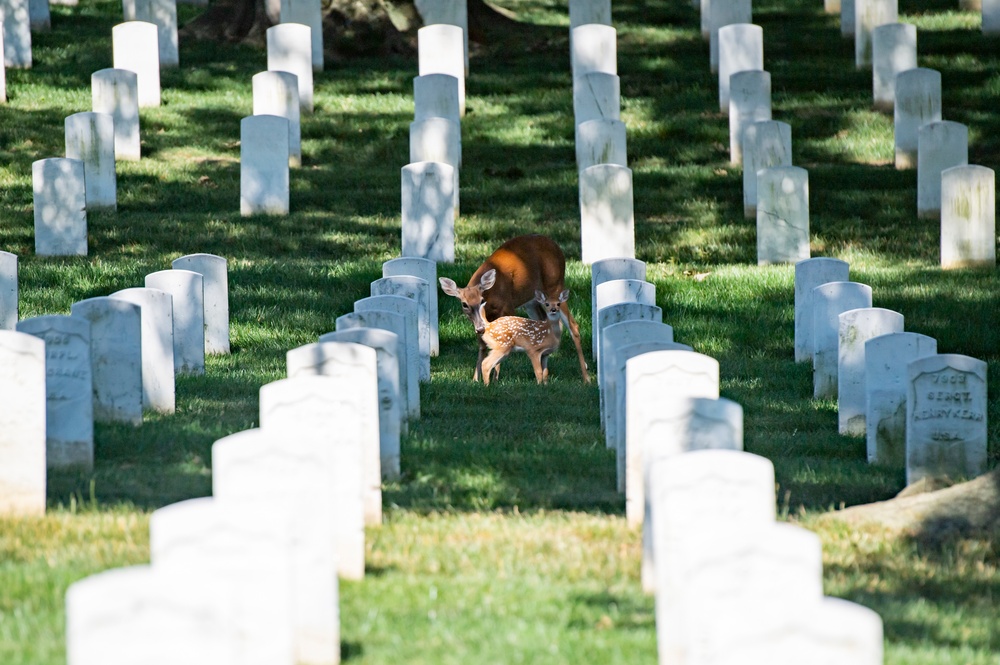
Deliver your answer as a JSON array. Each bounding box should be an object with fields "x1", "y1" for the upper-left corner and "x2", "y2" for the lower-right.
[
  {"x1": 474, "y1": 334, "x2": 488, "y2": 382},
  {"x1": 481, "y1": 348, "x2": 510, "y2": 386},
  {"x1": 528, "y1": 351, "x2": 547, "y2": 384},
  {"x1": 559, "y1": 303, "x2": 591, "y2": 384}
]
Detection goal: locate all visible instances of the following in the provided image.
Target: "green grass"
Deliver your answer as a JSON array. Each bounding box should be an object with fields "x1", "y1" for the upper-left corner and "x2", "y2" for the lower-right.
[{"x1": 1, "y1": 0, "x2": 999, "y2": 662}]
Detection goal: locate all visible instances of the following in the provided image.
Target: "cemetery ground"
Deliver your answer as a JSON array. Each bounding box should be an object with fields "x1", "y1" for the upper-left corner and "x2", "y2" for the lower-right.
[{"x1": 1, "y1": 0, "x2": 999, "y2": 661}]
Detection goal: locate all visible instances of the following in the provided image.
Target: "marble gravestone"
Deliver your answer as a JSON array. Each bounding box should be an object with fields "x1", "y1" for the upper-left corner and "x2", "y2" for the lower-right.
[
  {"x1": 65, "y1": 112, "x2": 117, "y2": 211},
  {"x1": 0, "y1": 251, "x2": 16, "y2": 330},
  {"x1": 570, "y1": 23, "x2": 617, "y2": 81},
  {"x1": 92, "y1": 68, "x2": 140, "y2": 161},
  {"x1": 837, "y1": 307, "x2": 904, "y2": 436},
  {"x1": 917, "y1": 121, "x2": 968, "y2": 220},
  {"x1": 707, "y1": 0, "x2": 752, "y2": 74},
  {"x1": 598, "y1": 319, "x2": 673, "y2": 431},
  {"x1": 369, "y1": 277, "x2": 432, "y2": 372},
  {"x1": 110, "y1": 287, "x2": 176, "y2": 414},
  {"x1": 172, "y1": 253, "x2": 230, "y2": 355},
  {"x1": 0, "y1": 330, "x2": 46, "y2": 516},
  {"x1": 794, "y1": 257, "x2": 849, "y2": 363},
  {"x1": 418, "y1": 24, "x2": 465, "y2": 116},
  {"x1": 717, "y1": 23, "x2": 762, "y2": 113},
  {"x1": 593, "y1": 278, "x2": 655, "y2": 370},
  {"x1": 812, "y1": 281, "x2": 871, "y2": 400},
  {"x1": 253, "y1": 70, "x2": 302, "y2": 167},
  {"x1": 573, "y1": 71, "x2": 620, "y2": 126},
  {"x1": 756, "y1": 165, "x2": 810, "y2": 265},
  {"x1": 729, "y1": 69, "x2": 771, "y2": 166},
  {"x1": 145, "y1": 269, "x2": 206, "y2": 375},
  {"x1": 383, "y1": 256, "x2": 438, "y2": 356},
  {"x1": 940, "y1": 164, "x2": 995, "y2": 269},
  {"x1": 124, "y1": 0, "x2": 179, "y2": 67},
  {"x1": 575, "y1": 118, "x2": 627, "y2": 172},
  {"x1": 240, "y1": 115, "x2": 290, "y2": 216},
  {"x1": 2, "y1": 0, "x2": 32, "y2": 69},
  {"x1": 894, "y1": 68, "x2": 941, "y2": 170},
  {"x1": 742, "y1": 120, "x2": 791, "y2": 219},
  {"x1": 854, "y1": 0, "x2": 897, "y2": 69},
  {"x1": 112, "y1": 21, "x2": 160, "y2": 108},
  {"x1": 413, "y1": 73, "x2": 460, "y2": 124},
  {"x1": 267, "y1": 23, "x2": 314, "y2": 113},
  {"x1": 401, "y1": 161, "x2": 456, "y2": 263},
  {"x1": 32, "y1": 158, "x2": 87, "y2": 256},
  {"x1": 414, "y1": 0, "x2": 469, "y2": 74},
  {"x1": 579, "y1": 163, "x2": 636, "y2": 264},
  {"x1": 872, "y1": 23, "x2": 916, "y2": 112},
  {"x1": 279, "y1": 0, "x2": 323, "y2": 72},
  {"x1": 590, "y1": 256, "x2": 645, "y2": 359}
]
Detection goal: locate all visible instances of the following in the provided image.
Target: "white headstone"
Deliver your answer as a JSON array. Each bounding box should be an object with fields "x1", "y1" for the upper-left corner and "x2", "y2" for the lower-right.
[
  {"x1": 337, "y1": 308, "x2": 419, "y2": 420},
  {"x1": 413, "y1": 73, "x2": 460, "y2": 123},
  {"x1": 794, "y1": 257, "x2": 849, "y2": 363},
  {"x1": 594, "y1": 278, "x2": 655, "y2": 370},
  {"x1": 286, "y1": 342, "x2": 382, "y2": 525},
  {"x1": 267, "y1": 23, "x2": 313, "y2": 113},
  {"x1": 865, "y1": 332, "x2": 937, "y2": 466},
  {"x1": 91, "y1": 68, "x2": 140, "y2": 161},
  {"x1": 150, "y1": 497, "x2": 296, "y2": 665},
  {"x1": 171, "y1": 253, "x2": 229, "y2": 355},
  {"x1": 110, "y1": 287, "x2": 175, "y2": 414},
  {"x1": 940, "y1": 164, "x2": 996, "y2": 269},
  {"x1": 383, "y1": 256, "x2": 438, "y2": 357},
  {"x1": 841, "y1": 0, "x2": 855, "y2": 37},
  {"x1": 917, "y1": 121, "x2": 968, "y2": 220},
  {"x1": 28, "y1": 0, "x2": 48, "y2": 32},
  {"x1": 708, "y1": 0, "x2": 752, "y2": 74},
  {"x1": 32, "y1": 157, "x2": 87, "y2": 256},
  {"x1": 894, "y1": 67, "x2": 941, "y2": 169},
  {"x1": 16, "y1": 315, "x2": 93, "y2": 470},
  {"x1": 145, "y1": 269, "x2": 206, "y2": 375},
  {"x1": 756, "y1": 165, "x2": 810, "y2": 265},
  {"x1": 65, "y1": 565, "x2": 236, "y2": 665},
  {"x1": 985, "y1": 0, "x2": 1000, "y2": 33},
  {"x1": 211, "y1": 429, "x2": 340, "y2": 665},
  {"x1": 0, "y1": 28, "x2": 6, "y2": 102},
  {"x1": 590, "y1": 257, "x2": 646, "y2": 359},
  {"x1": 259, "y1": 375, "x2": 366, "y2": 579},
  {"x1": 872, "y1": 22, "x2": 916, "y2": 111},
  {"x1": 0, "y1": 251, "x2": 15, "y2": 330},
  {"x1": 907, "y1": 354, "x2": 988, "y2": 485},
  {"x1": 368, "y1": 279, "x2": 432, "y2": 377},
  {"x1": 253, "y1": 70, "x2": 302, "y2": 167},
  {"x1": 241, "y1": 114, "x2": 290, "y2": 216},
  {"x1": 855, "y1": 0, "x2": 897, "y2": 68},
  {"x1": 598, "y1": 319, "x2": 672, "y2": 431},
  {"x1": 572, "y1": 71, "x2": 620, "y2": 125},
  {"x1": 837, "y1": 307, "x2": 904, "y2": 436},
  {"x1": 319, "y1": 328, "x2": 402, "y2": 478},
  {"x1": 596, "y1": 302, "x2": 662, "y2": 391},
  {"x1": 569, "y1": 0, "x2": 610, "y2": 30},
  {"x1": 570, "y1": 23, "x2": 616, "y2": 80},
  {"x1": 623, "y1": 349, "x2": 719, "y2": 523},
  {"x1": 414, "y1": 0, "x2": 468, "y2": 74},
  {"x1": 401, "y1": 161, "x2": 456, "y2": 263},
  {"x1": 70, "y1": 297, "x2": 142, "y2": 425},
  {"x1": 2, "y1": 0, "x2": 32, "y2": 68},
  {"x1": 112, "y1": 21, "x2": 160, "y2": 107},
  {"x1": 579, "y1": 163, "x2": 636, "y2": 264},
  {"x1": 742, "y1": 120, "x2": 791, "y2": 218},
  {"x1": 729, "y1": 69, "x2": 771, "y2": 165},
  {"x1": 0, "y1": 330, "x2": 45, "y2": 516},
  {"x1": 812, "y1": 281, "x2": 872, "y2": 399},
  {"x1": 575, "y1": 118, "x2": 627, "y2": 172},
  {"x1": 718, "y1": 23, "x2": 762, "y2": 112},
  {"x1": 279, "y1": 0, "x2": 322, "y2": 72},
  {"x1": 130, "y1": 0, "x2": 179, "y2": 67},
  {"x1": 65, "y1": 112, "x2": 117, "y2": 211},
  {"x1": 410, "y1": 115, "x2": 461, "y2": 170},
  {"x1": 418, "y1": 24, "x2": 465, "y2": 116}
]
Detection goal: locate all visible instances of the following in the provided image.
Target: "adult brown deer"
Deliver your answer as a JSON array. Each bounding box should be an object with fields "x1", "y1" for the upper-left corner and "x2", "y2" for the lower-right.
[
  {"x1": 439, "y1": 234, "x2": 590, "y2": 383},
  {"x1": 479, "y1": 290, "x2": 569, "y2": 385}
]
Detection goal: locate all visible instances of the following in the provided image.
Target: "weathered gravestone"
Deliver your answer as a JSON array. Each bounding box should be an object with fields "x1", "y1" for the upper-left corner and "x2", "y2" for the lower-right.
[
  {"x1": 319, "y1": 328, "x2": 402, "y2": 479},
  {"x1": 837, "y1": 307, "x2": 904, "y2": 436},
  {"x1": 0, "y1": 251, "x2": 16, "y2": 330},
  {"x1": 569, "y1": 0, "x2": 611, "y2": 32},
  {"x1": 259, "y1": 375, "x2": 366, "y2": 579},
  {"x1": 986, "y1": 0, "x2": 1000, "y2": 33},
  {"x1": 639, "y1": 397, "x2": 743, "y2": 593},
  {"x1": 570, "y1": 23, "x2": 616, "y2": 82},
  {"x1": 418, "y1": 24, "x2": 465, "y2": 116},
  {"x1": 28, "y1": 0, "x2": 48, "y2": 31},
  {"x1": 743, "y1": 120, "x2": 791, "y2": 219},
  {"x1": 337, "y1": 308, "x2": 419, "y2": 420},
  {"x1": 940, "y1": 164, "x2": 995, "y2": 269},
  {"x1": 794, "y1": 257, "x2": 849, "y2": 363},
  {"x1": 32, "y1": 158, "x2": 87, "y2": 256},
  {"x1": 894, "y1": 68, "x2": 941, "y2": 169},
  {"x1": 16, "y1": 315, "x2": 93, "y2": 470},
  {"x1": 110, "y1": 287, "x2": 175, "y2": 414},
  {"x1": 70, "y1": 297, "x2": 142, "y2": 425},
  {"x1": 211, "y1": 428, "x2": 340, "y2": 665},
  {"x1": 415, "y1": 0, "x2": 468, "y2": 74},
  {"x1": 145, "y1": 269, "x2": 205, "y2": 375},
  {"x1": 267, "y1": 23, "x2": 313, "y2": 113},
  {"x1": 573, "y1": 71, "x2": 620, "y2": 126},
  {"x1": 150, "y1": 497, "x2": 296, "y2": 665},
  {"x1": 279, "y1": 0, "x2": 323, "y2": 72},
  {"x1": 411, "y1": 115, "x2": 461, "y2": 171},
  {"x1": 590, "y1": 256, "x2": 645, "y2": 359},
  {"x1": 623, "y1": 349, "x2": 718, "y2": 522},
  {"x1": 872, "y1": 22, "x2": 916, "y2": 112},
  {"x1": 286, "y1": 342, "x2": 383, "y2": 520},
  {"x1": 66, "y1": 565, "x2": 237, "y2": 665},
  {"x1": 413, "y1": 73, "x2": 460, "y2": 124},
  {"x1": 253, "y1": 70, "x2": 302, "y2": 167},
  {"x1": 595, "y1": 303, "x2": 663, "y2": 402},
  {"x1": 756, "y1": 165, "x2": 810, "y2": 265},
  {"x1": 370, "y1": 276, "x2": 433, "y2": 368},
  {"x1": 918, "y1": 121, "x2": 968, "y2": 220},
  {"x1": 841, "y1": 0, "x2": 856, "y2": 37},
  {"x1": 594, "y1": 278, "x2": 655, "y2": 371},
  {"x1": 575, "y1": 118, "x2": 627, "y2": 172},
  {"x1": 855, "y1": 0, "x2": 897, "y2": 69},
  {"x1": 172, "y1": 253, "x2": 229, "y2": 355},
  {"x1": 579, "y1": 163, "x2": 636, "y2": 264},
  {"x1": 65, "y1": 112, "x2": 116, "y2": 211},
  {"x1": 865, "y1": 331, "x2": 937, "y2": 466},
  {"x1": 383, "y1": 256, "x2": 438, "y2": 356},
  {"x1": 2, "y1": 0, "x2": 32, "y2": 68},
  {"x1": 812, "y1": 281, "x2": 872, "y2": 399},
  {"x1": 907, "y1": 354, "x2": 988, "y2": 485},
  {"x1": 401, "y1": 162, "x2": 456, "y2": 263},
  {"x1": 0, "y1": 330, "x2": 45, "y2": 516},
  {"x1": 241, "y1": 114, "x2": 290, "y2": 216},
  {"x1": 598, "y1": 319, "x2": 673, "y2": 431},
  {"x1": 718, "y1": 23, "x2": 762, "y2": 113},
  {"x1": 729, "y1": 69, "x2": 771, "y2": 166},
  {"x1": 112, "y1": 21, "x2": 160, "y2": 108},
  {"x1": 707, "y1": 0, "x2": 752, "y2": 74},
  {"x1": 123, "y1": 0, "x2": 179, "y2": 67},
  {"x1": 92, "y1": 68, "x2": 140, "y2": 161}
]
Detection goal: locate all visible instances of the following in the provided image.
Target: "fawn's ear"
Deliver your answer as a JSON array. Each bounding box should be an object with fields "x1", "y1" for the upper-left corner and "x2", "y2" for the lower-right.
[
  {"x1": 535, "y1": 290, "x2": 547, "y2": 304},
  {"x1": 439, "y1": 277, "x2": 460, "y2": 297},
  {"x1": 558, "y1": 289, "x2": 570, "y2": 303},
  {"x1": 479, "y1": 269, "x2": 497, "y2": 291}
]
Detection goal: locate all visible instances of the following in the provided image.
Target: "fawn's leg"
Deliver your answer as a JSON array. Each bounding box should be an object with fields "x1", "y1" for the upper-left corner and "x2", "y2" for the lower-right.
[
  {"x1": 481, "y1": 348, "x2": 510, "y2": 386},
  {"x1": 559, "y1": 302, "x2": 590, "y2": 384}
]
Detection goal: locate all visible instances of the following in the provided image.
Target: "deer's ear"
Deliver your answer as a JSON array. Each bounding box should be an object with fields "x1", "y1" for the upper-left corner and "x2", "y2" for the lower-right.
[
  {"x1": 479, "y1": 269, "x2": 497, "y2": 291},
  {"x1": 559, "y1": 289, "x2": 570, "y2": 303},
  {"x1": 535, "y1": 290, "x2": 546, "y2": 304},
  {"x1": 439, "y1": 277, "x2": 460, "y2": 297}
]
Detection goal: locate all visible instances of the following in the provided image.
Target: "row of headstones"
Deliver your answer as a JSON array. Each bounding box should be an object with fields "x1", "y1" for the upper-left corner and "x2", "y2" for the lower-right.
[
  {"x1": 795, "y1": 256, "x2": 988, "y2": 485},
  {"x1": 0, "y1": 252, "x2": 229, "y2": 516},
  {"x1": 833, "y1": 0, "x2": 1000, "y2": 40}
]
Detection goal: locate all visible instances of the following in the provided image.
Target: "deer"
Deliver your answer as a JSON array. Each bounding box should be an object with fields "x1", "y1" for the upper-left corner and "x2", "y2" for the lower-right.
[
  {"x1": 478, "y1": 290, "x2": 569, "y2": 385},
  {"x1": 438, "y1": 234, "x2": 590, "y2": 383}
]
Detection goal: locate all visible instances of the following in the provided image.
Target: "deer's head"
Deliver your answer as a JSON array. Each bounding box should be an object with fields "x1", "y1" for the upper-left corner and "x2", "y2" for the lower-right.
[
  {"x1": 535, "y1": 289, "x2": 569, "y2": 323},
  {"x1": 440, "y1": 269, "x2": 497, "y2": 334}
]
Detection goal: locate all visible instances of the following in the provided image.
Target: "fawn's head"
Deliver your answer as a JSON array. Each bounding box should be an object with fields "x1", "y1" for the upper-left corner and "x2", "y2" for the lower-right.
[
  {"x1": 440, "y1": 269, "x2": 497, "y2": 334},
  {"x1": 536, "y1": 289, "x2": 570, "y2": 323}
]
